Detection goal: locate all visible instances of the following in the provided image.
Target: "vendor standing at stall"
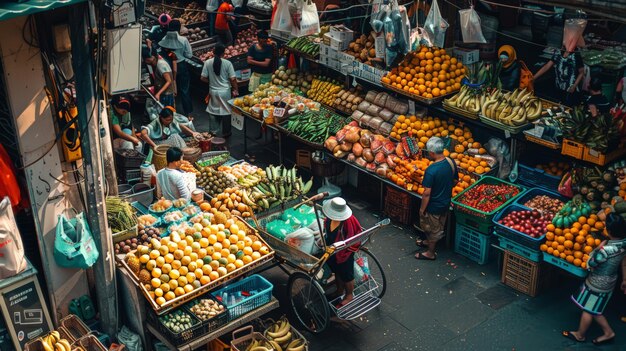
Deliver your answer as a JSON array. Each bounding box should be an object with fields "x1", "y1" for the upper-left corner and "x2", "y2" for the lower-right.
[
  {"x1": 201, "y1": 44, "x2": 238, "y2": 138},
  {"x1": 142, "y1": 46, "x2": 176, "y2": 107},
  {"x1": 141, "y1": 106, "x2": 199, "y2": 150},
  {"x1": 163, "y1": 19, "x2": 194, "y2": 117},
  {"x1": 497, "y1": 45, "x2": 521, "y2": 91},
  {"x1": 247, "y1": 30, "x2": 274, "y2": 92},
  {"x1": 110, "y1": 95, "x2": 142, "y2": 152},
  {"x1": 534, "y1": 46, "x2": 585, "y2": 107},
  {"x1": 156, "y1": 147, "x2": 191, "y2": 201},
  {"x1": 216, "y1": 0, "x2": 235, "y2": 46}
]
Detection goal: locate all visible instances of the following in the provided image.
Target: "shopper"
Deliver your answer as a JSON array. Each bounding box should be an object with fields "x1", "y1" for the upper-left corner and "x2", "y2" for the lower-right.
[
  {"x1": 585, "y1": 78, "x2": 610, "y2": 117},
  {"x1": 534, "y1": 46, "x2": 585, "y2": 107},
  {"x1": 247, "y1": 30, "x2": 274, "y2": 92},
  {"x1": 142, "y1": 46, "x2": 176, "y2": 107},
  {"x1": 157, "y1": 32, "x2": 183, "y2": 100},
  {"x1": 415, "y1": 137, "x2": 457, "y2": 261},
  {"x1": 164, "y1": 19, "x2": 194, "y2": 116},
  {"x1": 562, "y1": 213, "x2": 626, "y2": 345},
  {"x1": 156, "y1": 147, "x2": 191, "y2": 201},
  {"x1": 497, "y1": 45, "x2": 520, "y2": 91},
  {"x1": 615, "y1": 75, "x2": 626, "y2": 105},
  {"x1": 206, "y1": 0, "x2": 219, "y2": 36},
  {"x1": 200, "y1": 43, "x2": 238, "y2": 138},
  {"x1": 149, "y1": 13, "x2": 172, "y2": 50},
  {"x1": 141, "y1": 106, "x2": 199, "y2": 150},
  {"x1": 215, "y1": 0, "x2": 235, "y2": 46},
  {"x1": 110, "y1": 95, "x2": 141, "y2": 152},
  {"x1": 322, "y1": 197, "x2": 361, "y2": 307}
]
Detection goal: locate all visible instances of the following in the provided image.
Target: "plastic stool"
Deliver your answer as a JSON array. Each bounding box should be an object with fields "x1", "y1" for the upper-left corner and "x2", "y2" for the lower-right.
[{"x1": 210, "y1": 137, "x2": 228, "y2": 151}]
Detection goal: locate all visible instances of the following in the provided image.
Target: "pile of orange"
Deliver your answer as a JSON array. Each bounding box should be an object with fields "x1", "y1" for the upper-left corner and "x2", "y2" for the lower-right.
[
  {"x1": 386, "y1": 156, "x2": 475, "y2": 196},
  {"x1": 381, "y1": 46, "x2": 465, "y2": 99},
  {"x1": 390, "y1": 115, "x2": 483, "y2": 151},
  {"x1": 539, "y1": 214, "x2": 605, "y2": 268}
]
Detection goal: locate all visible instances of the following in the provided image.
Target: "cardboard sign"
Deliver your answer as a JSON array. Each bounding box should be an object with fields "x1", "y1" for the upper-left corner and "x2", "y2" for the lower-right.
[
  {"x1": 231, "y1": 110, "x2": 244, "y2": 131},
  {"x1": 273, "y1": 107, "x2": 286, "y2": 118}
]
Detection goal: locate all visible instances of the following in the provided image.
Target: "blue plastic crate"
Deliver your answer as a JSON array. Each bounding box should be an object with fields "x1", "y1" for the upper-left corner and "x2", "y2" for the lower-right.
[
  {"x1": 454, "y1": 224, "x2": 491, "y2": 265},
  {"x1": 496, "y1": 235, "x2": 542, "y2": 262},
  {"x1": 516, "y1": 164, "x2": 562, "y2": 191},
  {"x1": 542, "y1": 252, "x2": 587, "y2": 278},
  {"x1": 514, "y1": 187, "x2": 568, "y2": 209},
  {"x1": 211, "y1": 275, "x2": 273, "y2": 321},
  {"x1": 492, "y1": 204, "x2": 547, "y2": 250}
]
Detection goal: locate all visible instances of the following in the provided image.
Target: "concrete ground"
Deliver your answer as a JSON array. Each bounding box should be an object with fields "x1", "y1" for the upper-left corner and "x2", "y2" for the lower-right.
[{"x1": 181, "y1": 91, "x2": 626, "y2": 351}]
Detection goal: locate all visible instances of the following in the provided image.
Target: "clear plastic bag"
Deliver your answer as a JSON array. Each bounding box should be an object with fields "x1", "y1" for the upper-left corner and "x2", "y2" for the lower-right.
[
  {"x1": 563, "y1": 12, "x2": 587, "y2": 52},
  {"x1": 369, "y1": 0, "x2": 386, "y2": 33},
  {"x1": 485, "y1": 138, "x2": 511, "y2": 179},
  {"x1": 423, "y1": 0, "x2": 448, "y2": 47},
  {"x1": 459, "y1": 6, "x2": 486, "y2": 44},
  {"x1": 271, "y1": 0, "x2": 293, "y2": 33}
]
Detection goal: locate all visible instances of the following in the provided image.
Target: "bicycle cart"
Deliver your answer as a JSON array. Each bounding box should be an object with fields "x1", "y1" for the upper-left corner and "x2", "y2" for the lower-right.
[{"x1": 248, "y1": 193, "x2": 389, "y2": 333}]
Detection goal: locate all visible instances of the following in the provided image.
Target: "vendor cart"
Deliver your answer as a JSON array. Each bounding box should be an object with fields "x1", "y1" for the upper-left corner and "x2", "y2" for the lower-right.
[{"x1": 251, "y1": 193, "x2": 389, "y2": 333}]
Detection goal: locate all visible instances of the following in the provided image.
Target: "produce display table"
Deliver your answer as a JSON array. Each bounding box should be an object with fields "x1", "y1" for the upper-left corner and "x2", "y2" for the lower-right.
[
  {"x1": 146, "y1": 298, "x2": 279, "y2": 351},
  {"x1": 231, "y1": 106, "x2": 284, "y2": 164}
]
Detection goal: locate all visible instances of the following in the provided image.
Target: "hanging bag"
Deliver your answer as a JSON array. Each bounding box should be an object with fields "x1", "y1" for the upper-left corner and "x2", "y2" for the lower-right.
[
  {"x1": 423, "y1": 0, "x2": 448, "y2": 48},
  {"x1": 518, "y1": 60, "x2": 534, "y2": 92},
  {"x1": 459, "y1": 6, "x2": 486, "y2": 43},
  {"x1": 292, "y1": 0, "x2": 320, "y2": 37},
  {"x1": 271, "y1": 0, "x2": 293, "y2": 33},
  {"x1": 54, "y1": 213, "x2": 99, "y2": 269},
  {"x1": 0, "y1": 196, "x2": 27, "y2": 279}
]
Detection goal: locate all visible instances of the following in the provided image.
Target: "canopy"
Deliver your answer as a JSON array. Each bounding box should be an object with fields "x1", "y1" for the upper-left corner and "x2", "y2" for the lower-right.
[{"x1": 0, "y1": 0, "x2": 86, "y2": 22}]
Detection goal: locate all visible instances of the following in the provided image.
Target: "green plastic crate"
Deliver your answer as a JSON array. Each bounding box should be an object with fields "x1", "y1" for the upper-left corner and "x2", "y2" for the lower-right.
[{"x1": 452, "y1": 176, "x2": 524, "y2": 234}]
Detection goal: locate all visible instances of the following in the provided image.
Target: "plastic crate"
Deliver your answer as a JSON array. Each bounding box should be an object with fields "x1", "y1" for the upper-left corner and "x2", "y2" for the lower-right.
[
  {"x1": 517, "y1": 164, "x2": 562, "y2": 191},
  {"x1": 513, "y1": 187, "x2": 568, "y2": 209},
  {"x1": 452, "y1": 176, "x2": 524, "y2": 234},
  {"x1": 384, "y1": 200, "x2": 412, "y2": 225},
  {"x1": 501, "y1": 251, "x2": 542, "y2": 297},
  {"x1": 119, "y1": 168, "x2": 142, "y2": 183},
  {"x1": 542, "y1": 252, "x2": 587, "y2": 278},
  {"x1": 147, "y1": 308, "x2": 206, "y2": 347},
  {"x1": 496, "y1": 235, "x2": 541, "y2": 262},
  {"x1": 492, "y1": 204, "x2": 546, "y2": 250},
  {"x1": 561, "y1": 139, "x2": 584, "y2": 159},
  {"x1": 211, "y1": 275, "x2": 274, "y2": 321},
  {"x1": 454, "y1": 224, "x2": 492, "y2": 265},
  {"x1": 207, "y1": 338, "x2": 231, "y2": 351},
  {"x1": 582, "y1": 145, "x2": 626, "y2": 166},
  {"x1": 72, "y1": 334, "x2": 107, "y2": 351},
  {"x1": 385, "y1": 185, "x2": 411, "y2": 207},
  {"x1": 184, "y1": 296, "x2": 229, "y2": 334},
  {"x1": 115, "y1": 149, "x2": 146, "y2": 169}
]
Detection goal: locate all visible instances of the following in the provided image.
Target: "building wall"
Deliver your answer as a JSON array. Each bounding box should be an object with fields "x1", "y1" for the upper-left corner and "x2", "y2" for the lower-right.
[{"x1": 0, "y1": 16, "x2": 89, "y2": 324}]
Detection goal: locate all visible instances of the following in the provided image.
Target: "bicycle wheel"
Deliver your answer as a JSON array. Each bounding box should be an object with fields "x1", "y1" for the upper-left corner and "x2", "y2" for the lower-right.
[
  {"x1": 287, "y1": 271, "x2": 330, "y2": 334},
  {"x1": 359, "y1": 247, "x2": 387, "y2": 299}
]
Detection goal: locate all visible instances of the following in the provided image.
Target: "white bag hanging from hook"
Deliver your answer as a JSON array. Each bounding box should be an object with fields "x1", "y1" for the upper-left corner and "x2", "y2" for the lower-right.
[
  {"x1": 271, "y1": 0, "x2": 294, "y2": 33},
  {"x1": 423, "y1": 0, "x2": 448, "y2": 47},
  {"x1": 0, "y1": 196, "x2": 27, "y2": 279},
  {"x1": 459, "y1": 6, "x2": 486, "y2": 43},
  {"x1": 292, "y1": 0, "x2": 320, "y2": 37}
]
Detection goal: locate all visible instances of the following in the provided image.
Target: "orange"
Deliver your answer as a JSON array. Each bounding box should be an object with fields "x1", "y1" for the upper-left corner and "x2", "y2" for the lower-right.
[
  {"x1": 575, "y1": 235, "x2": 586, "y2": 244},
  {"x1": 574, "y1": 251, "x2": 583, "y2": 259},
  {"x1": 564, "y1": 240, "x2": 573, "y2": 249},
  {"x1": 547, "y1": 247, "x2": 554, "y2": 254},
  {"x1": 573, "y1": 258, "x2": 582, "y2": 267},
  {"x1": 540, "y1": 244, "x2": 548, "y2": 252},
  {"x1": 556, "y1": 236, "x2": 565, "y2": 244},
  {"x1": 545, "y1": 232, "x2": 555, "y2": 241},
  {"x1": 581, "y1": 262, "x2": 587, "y2": 269},
  {"x1": 552, "y1": 250, "x2": 560, "y2": 257},
  {"x1": 586, "y1": 237, "x2": 595, "y2": 246},
  {"x1": 551, "y1": 241, "x2": 559, "y2": 249},
  {"x1": 583, "y1": 246, "x2": 593, "y2": 254},
  {"x1": 578, "y1": 216, "x2": 587, "y2": 224},
  {"x1": 594, "y1": 221, "x2": 605, "y2": 230}
]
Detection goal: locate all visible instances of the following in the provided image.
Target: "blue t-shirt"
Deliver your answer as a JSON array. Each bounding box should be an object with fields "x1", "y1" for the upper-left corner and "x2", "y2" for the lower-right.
[{"x1": 422, "y1": 158, "x2": 457, "y2": 215}]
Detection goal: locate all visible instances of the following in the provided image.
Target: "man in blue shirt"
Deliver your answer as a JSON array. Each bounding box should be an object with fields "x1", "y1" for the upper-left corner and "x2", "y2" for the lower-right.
[{"x1": 415, "y1": 137, "x2": 457, "y2": 261}]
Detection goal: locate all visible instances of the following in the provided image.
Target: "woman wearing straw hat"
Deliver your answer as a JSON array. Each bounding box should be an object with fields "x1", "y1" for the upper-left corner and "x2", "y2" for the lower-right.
[{"x1": 322, "y1": 197, "x2": 362, "y2": 307}]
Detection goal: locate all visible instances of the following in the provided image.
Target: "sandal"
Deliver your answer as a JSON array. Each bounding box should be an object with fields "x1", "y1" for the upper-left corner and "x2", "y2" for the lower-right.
[
  {"x1": 561, "y1": 331, "x2": 585, "y2": 343},
  {"x1": 415, "y1": 252, "x2": 436, "y2": 261},
  {"x1": 592, "y1": 336, "x2": 614, "y2": 345},
  {"x1": 415, "y1": 239, "x2": 428, "y2": 248}
]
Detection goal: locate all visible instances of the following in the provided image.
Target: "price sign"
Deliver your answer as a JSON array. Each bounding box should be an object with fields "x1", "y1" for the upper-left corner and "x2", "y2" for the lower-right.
[
  {"x1": 273, "y1": 107, "x2": 286, "y2": 118},
  {"x1": 231, "y1": 110, "x2": 244, "y2": 131},
  {"x1": 504, "y1": 130, "x2": 511, "y2": 139},
  {"x1": 408, "y1": 100, "x2": 416, "y2": 115},
  {"x1": 352, "y1": 76, "x2": 358, "y2": 87}
]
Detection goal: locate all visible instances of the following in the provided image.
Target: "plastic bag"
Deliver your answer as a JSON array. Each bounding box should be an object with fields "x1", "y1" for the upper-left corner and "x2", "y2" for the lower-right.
[
  {"x1": 485, "y1": 138, "x2": 511, "y2": 179},
  {"x1": 563, "y1": 11, "x2": 587, "y2": 52},
  {"x1": 117, "y1": 326, "x2": 143, "y2": 351},
  {"x1": 353, "y1": 251, "x2": 371, "y2": 284},
  {"x1": 285, "y1": 227, "x2": 316, "y2": 255},
  {"x1": 53, "y1": 213, "x2": 99, "y2": 269},
  {"x1": 423, "y1": 0, "x2": 448, "y2": 48},
  {"x1": 271, "y1": 0, "x2": 293, "y2": 33},
  {"x1": 459, "y1": 7, "x2": 486, "y2": 44},
  {"x1": 291, "y1": 0, "x2": 320, "y2": 37},
  {"x1": 0, "y1": 196, "x2": 27, "y2": 279},
  {"x1": 369, "y1": 0, "x2": 386, "y2": 33}
]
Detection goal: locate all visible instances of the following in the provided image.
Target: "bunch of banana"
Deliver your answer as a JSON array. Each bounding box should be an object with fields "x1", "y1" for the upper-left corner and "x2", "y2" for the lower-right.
[
  {"x1": 307, "y1": 78, "x2": 343, "y2": 106},
  {"x1": 237, "y1": 173, "x2": 266, "y2": 188},
  {"x1": 581, "y1": 110, "x2": 620, "y2": 152},
  {"x1": 444, "y1": 85, "x2": 482, "y2": 113},
  {"x1": 41, "y1": 331, "x2": 73, "y2": 351},
  {"x1": 244, "y1": 338, "x2": 275, "y2": 351},
  {"x1": 240, "y1": 165, "x2": 313, "y2": 212},
  {"x1": 561, "y1": 107, "x2": 592, "y2": 142},
  {"x1": 481, "y1": 88, "x2": 543, "y2": 126},
  {"x1": 264, "y1": 318, "x2": 306, "y2": 351}
]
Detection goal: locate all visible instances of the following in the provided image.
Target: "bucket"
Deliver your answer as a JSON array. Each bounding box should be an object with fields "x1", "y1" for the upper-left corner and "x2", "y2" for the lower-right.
[
  {"x1": 118, "y1": 184, "x2": 132, "y2": 195},
  {"x1": 199, "y1": 139, "x2": 211, "y2": 153},
  {"x1": 153, "y1": 144, "x2": 170, "y2": 171}
]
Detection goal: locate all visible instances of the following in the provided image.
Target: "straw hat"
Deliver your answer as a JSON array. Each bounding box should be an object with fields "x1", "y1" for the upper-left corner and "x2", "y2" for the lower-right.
[
  {"x1": 159, "y1": 32, "x2": 183, "y2": 50},
  {"x1": 322, "y1": 197, "x2": 352, "y2": 222}
]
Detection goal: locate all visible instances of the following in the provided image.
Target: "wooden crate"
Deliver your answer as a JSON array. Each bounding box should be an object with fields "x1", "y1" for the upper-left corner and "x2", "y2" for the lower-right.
[{"x1": 501, "y1": 251, "x2": 541, "y2": 297}]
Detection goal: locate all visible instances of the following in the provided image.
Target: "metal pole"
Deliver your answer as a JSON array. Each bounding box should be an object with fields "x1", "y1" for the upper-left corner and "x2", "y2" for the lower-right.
[{"x1": 69, "y1": 3, "x2": 118, "y2": 337}]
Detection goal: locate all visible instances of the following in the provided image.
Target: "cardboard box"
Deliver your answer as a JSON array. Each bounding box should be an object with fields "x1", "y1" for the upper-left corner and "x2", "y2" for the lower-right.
[
  {"x1": 351, "y1": 61, "x2": 387, "y2": 85},
  {"x1": 329, "y1": 25, "x2": 354, "y2": 42},
  {"x1": 454, "y1": 48, "x2": 480, "y2": 65},
  {"x1": 236, "y1": 68, "x2": 251, "y2": 81},
  {"x1": 319, "y1": 44, "x2": 338, "y2": 59},
  {"x1": 324, "y1": 33, "x2": 350, "y2": 51}
]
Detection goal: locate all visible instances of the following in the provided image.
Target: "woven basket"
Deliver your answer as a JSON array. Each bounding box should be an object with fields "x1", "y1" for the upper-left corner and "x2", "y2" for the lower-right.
[
  {"x1": 183, "y1": 147, "x2": 202, "y2": 164},
  {"x1": 153, "y1": 144, "x2": 170, "y2": 171}
]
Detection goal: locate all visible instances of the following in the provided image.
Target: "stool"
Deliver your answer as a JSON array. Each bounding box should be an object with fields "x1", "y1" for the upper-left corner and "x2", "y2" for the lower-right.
[{"x1": 210, "y1": 137, "x2": 228, "y2": 151}]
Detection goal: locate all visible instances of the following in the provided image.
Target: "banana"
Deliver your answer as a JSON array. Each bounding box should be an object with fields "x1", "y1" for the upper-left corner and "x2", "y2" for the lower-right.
[
  {"x1": 54, "y1": 343, "x2": 67, "y2": 351},
  {"x1": 249, "y1": 347, "x2": 270, "y2": 351},
  {"x1": 286, "y1": 344, "x2": 304, "y2": 351},
  {"x1": 273, "y1": 331, "x2": 292, "y2": 344},
  {"x1": 58, "y1": 339, "x2": 72, "y2": 351},
  {"x1": 267, "y1": 324, "x2": 289, "y2": 339},
  {"x1": 50, "y1": 331, "x2": 60, "y2": 344},
  {"x1": 269, "y1": 340, "x2": 283, "y2": 351},
  {"x1": 42, "y1": 340, "x2": 54, "y2": 351},
  {"x1": 287, "y1": 339, "x2": 302, "y2": 349}
]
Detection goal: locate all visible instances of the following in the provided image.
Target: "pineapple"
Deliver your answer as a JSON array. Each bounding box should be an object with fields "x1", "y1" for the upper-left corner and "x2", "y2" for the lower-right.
[{"x1": 125, "y1": 253, "x2": 141, "y2": 274}]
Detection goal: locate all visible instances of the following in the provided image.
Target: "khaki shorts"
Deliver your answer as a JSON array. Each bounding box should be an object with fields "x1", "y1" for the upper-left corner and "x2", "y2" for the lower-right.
[{"x1": 420, "y1": 212, "x2": 447, "y2": 242}]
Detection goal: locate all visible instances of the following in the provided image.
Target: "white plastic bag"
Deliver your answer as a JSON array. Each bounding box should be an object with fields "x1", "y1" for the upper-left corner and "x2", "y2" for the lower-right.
[
  {"x1": 232, "y1": 0, "x2": 244, "y2": 8},
  {"x1": 285, "y1": 227, "x2": 316, "y2": 255},
  {"x1": 424, "y1": 0, "x2": 448, "y2": 47},
  {"x1": 271, "y1": 0, "x2": 293, "y2": 33},
  {"x1": 291, "y1": 0, "x2": 320, "y2": 37},
  {"x1": 0, "y1": 196, "x2": 27, "y2": 279},
  {"x1": 459, "y1": 6, "x2": 486, "y2": 43}
]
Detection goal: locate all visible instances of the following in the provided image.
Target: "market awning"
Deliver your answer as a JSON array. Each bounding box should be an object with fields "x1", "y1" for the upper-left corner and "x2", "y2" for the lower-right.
[{"x1": 0, "y1": 0, "x2": 86, "y2": 22}]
